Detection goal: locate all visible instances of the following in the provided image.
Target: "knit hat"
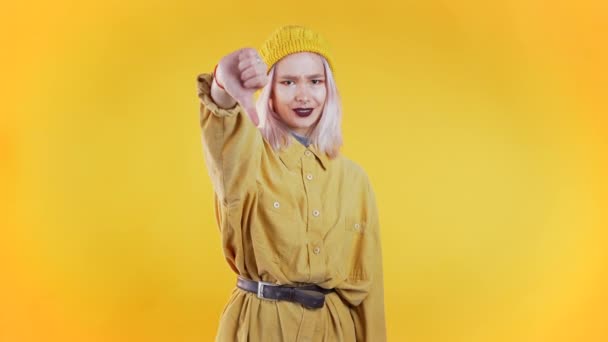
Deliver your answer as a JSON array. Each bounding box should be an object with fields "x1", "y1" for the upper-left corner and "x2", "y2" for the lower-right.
[{"x1": 259, "y1": 25, "x2": 335, "y2": 76}]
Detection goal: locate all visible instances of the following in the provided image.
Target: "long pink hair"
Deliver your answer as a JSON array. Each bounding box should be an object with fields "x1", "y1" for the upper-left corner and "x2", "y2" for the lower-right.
[{"x1": 255, "y1": 57, "x2": 343, "y2": 159}]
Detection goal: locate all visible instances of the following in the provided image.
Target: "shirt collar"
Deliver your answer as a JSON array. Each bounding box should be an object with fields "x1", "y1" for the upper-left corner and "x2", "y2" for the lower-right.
[{"x1": 278, "y1": 134, "x2": 329, "y2": 171}]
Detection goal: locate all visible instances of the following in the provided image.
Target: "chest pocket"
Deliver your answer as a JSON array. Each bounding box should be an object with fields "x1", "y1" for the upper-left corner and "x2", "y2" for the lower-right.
[
  {"x1": 258, "y1": 188, "x2": 297, "y2": 218},
  {"x1": 345, "y1": 216, "x2": 367, "y2": 234},
  {"x1": 255, "y1": 186, "x2": 302, "y2": 263}
]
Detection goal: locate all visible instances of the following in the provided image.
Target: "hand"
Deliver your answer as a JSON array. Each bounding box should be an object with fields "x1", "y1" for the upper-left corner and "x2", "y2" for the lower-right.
[{"x1": 215, "y1": 48, "x2": 269, "y2": 126}]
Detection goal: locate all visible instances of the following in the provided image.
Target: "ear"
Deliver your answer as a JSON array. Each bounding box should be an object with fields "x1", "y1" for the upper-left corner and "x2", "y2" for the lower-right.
[{"x1": 269, "y1": 98, "x2": 274, "y2": 112}]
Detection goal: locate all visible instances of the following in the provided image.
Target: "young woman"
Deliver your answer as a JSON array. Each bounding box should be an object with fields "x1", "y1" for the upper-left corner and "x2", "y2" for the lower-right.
[{"x1": 196, "y1": 25, "x2": 386, "y2": 341}]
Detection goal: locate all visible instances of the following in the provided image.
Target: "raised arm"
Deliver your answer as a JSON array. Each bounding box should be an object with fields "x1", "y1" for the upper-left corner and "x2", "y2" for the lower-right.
[{"x1": 196, "y1": 48, "x2": 269, "y2": 204}]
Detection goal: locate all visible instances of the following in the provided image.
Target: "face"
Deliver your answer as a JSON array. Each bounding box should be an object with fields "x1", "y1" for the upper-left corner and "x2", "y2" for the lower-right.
[{"x1": 270, "y1": 52, "x2": 327, "y2": 137}]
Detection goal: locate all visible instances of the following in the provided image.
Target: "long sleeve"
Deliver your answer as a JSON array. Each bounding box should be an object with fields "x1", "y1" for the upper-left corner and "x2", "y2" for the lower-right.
[
  {"x1": 349, "y1": 180, "x2": 387, "y2": 341},
  {"x1": 196, "y1": 72, "x2": 263, "y2": 204}
]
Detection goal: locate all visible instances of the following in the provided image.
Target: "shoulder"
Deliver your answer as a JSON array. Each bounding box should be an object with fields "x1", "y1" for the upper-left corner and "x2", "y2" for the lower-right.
[
  {"x1": 333, "y1": 153, "x2": 373, "y2": 189},
  {"x1": 337, "y1": 153, "x2": 368, "y2": 176}
]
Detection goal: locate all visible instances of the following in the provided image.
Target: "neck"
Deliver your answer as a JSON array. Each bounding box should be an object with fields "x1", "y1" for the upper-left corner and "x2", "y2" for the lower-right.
[{"x1": 290, "y1": 130, "x2": 311, "y2": 147}]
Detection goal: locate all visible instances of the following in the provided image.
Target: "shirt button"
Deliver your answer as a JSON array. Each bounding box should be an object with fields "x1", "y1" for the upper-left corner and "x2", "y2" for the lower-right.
[
  {"x1": 313, "y1": 247, "x2": 321, "y2": 254},
  {"x1": 354, "y1": 223, "x2": 361, "y2": 230},
  {"x1": 305, "y1": 151, "x2": 312, "y2": 157},
  {"x1": 273, "y1": 201, "x2": 280, "y2": 208},
  {"x1": 312, "y1": 209, "x2": 320, "y2": 217},
  {"x1": 306, "y1": 174, "x2": 313, "y2": 180}
]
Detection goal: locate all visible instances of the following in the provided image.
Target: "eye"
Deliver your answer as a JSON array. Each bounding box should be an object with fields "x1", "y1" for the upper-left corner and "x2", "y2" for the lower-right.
[
  {"x1": 312, "y1": 79, "x2": 324, "y2": 85},
  {"x1": 281, "y1": 80, "x2": 294, "y2": 86}
]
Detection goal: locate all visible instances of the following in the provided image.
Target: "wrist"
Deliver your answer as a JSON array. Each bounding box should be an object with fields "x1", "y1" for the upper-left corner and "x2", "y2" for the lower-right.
[{"x1": 213, "y1": 64, "x2": 226, "y2": 91}]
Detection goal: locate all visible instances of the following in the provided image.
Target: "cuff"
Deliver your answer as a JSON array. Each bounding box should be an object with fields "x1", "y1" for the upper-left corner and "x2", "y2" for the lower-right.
[{"x1": 196, "y1": 73, "x2": 241, "y2": 118}]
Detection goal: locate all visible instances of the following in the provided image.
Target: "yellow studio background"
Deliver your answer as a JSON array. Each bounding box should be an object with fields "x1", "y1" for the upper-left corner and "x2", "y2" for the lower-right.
[{"x1": 2, "y1": 0, "x2": 607, "y2": 341}]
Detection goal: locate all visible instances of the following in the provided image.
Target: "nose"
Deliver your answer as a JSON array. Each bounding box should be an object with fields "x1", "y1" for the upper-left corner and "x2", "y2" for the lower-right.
[{"x1": 295, "y1": 83, "x2": 310, "y2": 104}]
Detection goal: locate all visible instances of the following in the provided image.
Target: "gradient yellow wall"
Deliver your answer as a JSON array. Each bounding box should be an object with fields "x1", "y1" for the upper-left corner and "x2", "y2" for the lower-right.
[{"x1": 2, "y1": 0, "x2": 607, "y2": 341}]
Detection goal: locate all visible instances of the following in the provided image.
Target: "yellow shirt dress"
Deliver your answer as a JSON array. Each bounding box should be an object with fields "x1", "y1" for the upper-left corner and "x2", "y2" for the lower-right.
[{"x1": 196, "y1": 72, "x2": 387, "y2": 341}]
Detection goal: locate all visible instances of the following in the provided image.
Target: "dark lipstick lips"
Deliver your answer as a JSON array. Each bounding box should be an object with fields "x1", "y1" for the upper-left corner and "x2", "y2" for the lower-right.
[{"x1": 293, "y1": 108, "x2": 313, "y2": 117}]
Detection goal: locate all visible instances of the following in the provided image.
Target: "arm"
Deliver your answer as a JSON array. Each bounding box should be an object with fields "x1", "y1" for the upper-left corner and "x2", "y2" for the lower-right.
[
  {"x1": 196, "y1": 72, "x2": 263, "y2": 204},
  {"x1": 349, "y1": 180, "x2": 387, "y2": 341}
]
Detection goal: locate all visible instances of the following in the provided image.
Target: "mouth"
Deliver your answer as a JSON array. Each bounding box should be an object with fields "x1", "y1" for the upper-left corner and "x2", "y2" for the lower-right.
[{"x1": 292, "y1": 108, "x2": 314, "y2": 117}]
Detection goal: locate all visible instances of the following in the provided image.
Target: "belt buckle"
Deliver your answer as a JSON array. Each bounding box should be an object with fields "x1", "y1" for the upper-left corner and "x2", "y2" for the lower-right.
[{"x1": 257, "y1": 281, "x2": 279, "y2": 301}]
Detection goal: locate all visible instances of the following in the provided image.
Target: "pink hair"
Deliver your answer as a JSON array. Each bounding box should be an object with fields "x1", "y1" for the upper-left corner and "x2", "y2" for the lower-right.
[{"x1": 255, "y1": 56, "x2": 343, "y2": 159}]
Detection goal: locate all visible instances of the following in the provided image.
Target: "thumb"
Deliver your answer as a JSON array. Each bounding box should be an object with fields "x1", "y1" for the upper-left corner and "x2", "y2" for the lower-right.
[{"x1": 238, "y1": 93, "x2": 259, "y2": 126}]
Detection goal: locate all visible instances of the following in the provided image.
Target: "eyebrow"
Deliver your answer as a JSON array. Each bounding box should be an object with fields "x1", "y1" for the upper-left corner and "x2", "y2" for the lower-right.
[{"x1": 278, "y1": 74, "x2": 325, "y2": 80}]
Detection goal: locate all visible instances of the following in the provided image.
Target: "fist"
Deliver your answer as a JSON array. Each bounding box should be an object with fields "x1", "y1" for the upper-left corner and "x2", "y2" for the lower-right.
[{"x1": 215, "y1": 48, "x2": 269, "y2": 126}]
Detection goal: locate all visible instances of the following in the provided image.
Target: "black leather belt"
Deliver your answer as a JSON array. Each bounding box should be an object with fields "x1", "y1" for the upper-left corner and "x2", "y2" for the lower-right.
[{"x1": 236, "y1": 276, "x2": 334, "y2": 309}]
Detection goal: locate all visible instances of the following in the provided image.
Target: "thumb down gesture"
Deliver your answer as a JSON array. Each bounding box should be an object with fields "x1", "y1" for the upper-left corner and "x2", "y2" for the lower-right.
[{"x1": 215, "y1": 48, "x2": 269, "y2": 126}]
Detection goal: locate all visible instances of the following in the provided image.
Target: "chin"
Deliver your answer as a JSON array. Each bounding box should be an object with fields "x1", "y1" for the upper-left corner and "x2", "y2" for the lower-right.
[
  {"x1": 292, "y1": 118, "x2": 317, "y2": 130},
  {"x1": 279, "y1": 111, "x2": 320, "y2": 131}
]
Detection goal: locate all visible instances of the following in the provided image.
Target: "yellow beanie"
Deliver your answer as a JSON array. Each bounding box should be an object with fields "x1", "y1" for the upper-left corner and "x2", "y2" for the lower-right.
[{"x1": 259, "y1": 25, "x2": 335, "y2": 76}]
